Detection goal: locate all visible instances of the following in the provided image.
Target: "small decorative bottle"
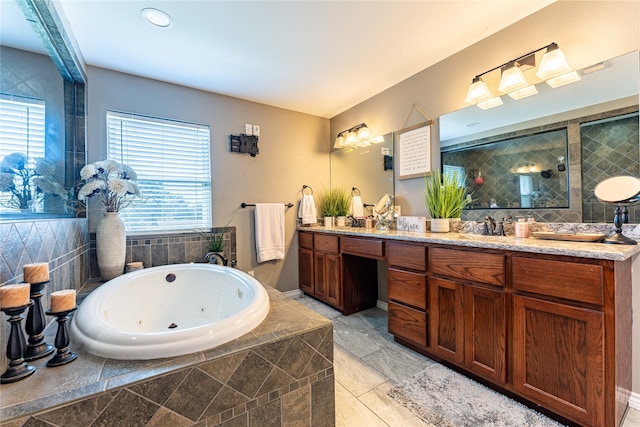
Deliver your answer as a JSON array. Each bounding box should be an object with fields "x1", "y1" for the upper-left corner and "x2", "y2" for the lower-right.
[{"x1": 514, "y1": 216, "x2": 530, "y2": 238}]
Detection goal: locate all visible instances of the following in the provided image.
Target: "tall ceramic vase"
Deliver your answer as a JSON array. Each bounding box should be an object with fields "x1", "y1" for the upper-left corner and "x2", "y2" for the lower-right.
[{"x1": 96, "y1": 212, "x2": 126, "y2": 280}]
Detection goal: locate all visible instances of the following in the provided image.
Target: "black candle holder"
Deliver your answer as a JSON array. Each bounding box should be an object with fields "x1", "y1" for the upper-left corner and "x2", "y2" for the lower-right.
[
  {"x1": 1, "y1": 302, "x2": 36, "y2": 384},
  {"x1": 24, "y1": 281, "x2": 54, "y2": 361},
  {"x1": 45, "y1": 307, "x2": 77, "y2": 367}
]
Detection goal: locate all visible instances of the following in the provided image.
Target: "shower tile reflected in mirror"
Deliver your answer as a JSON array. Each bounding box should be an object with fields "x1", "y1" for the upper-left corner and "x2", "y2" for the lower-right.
[{"x1": 581, "y1": 112, "x2": 639, "y2": 223}]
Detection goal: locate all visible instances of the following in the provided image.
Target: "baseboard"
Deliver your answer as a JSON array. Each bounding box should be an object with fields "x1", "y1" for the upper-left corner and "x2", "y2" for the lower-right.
[
  {"x1": 284, "y1": 289, "x2": 303, "y2": 298},
  {"x1": 377, "y1": 300, "x2": 388, "y2": 311},
  {"x1": 629, "y1": 391, "x2": 640, "y2": 411}
]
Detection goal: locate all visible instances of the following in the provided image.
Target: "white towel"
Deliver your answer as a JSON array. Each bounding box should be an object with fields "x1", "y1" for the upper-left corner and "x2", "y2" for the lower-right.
[
  {"x1": 298, "y1": 194, "x2": 317, "y2": 225},
  {"x1": 255, "y1": 203, "x2": 285, "y2": 263},
  {"x1": 350, "y1": 195, "x2": 365, "y2": 217}
]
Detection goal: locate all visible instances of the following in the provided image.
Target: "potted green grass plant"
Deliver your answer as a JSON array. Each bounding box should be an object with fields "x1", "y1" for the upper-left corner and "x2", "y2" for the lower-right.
[
  {"x1": 198, "y1": 220, "x2": 231, "y2": 264},
  {"x1": 424, "y1": 170, "x2": 469, "y2": 232},
  {"x1": 334, "y1": 187, "x2": 350, "y2": 227},
  {"x1": 317, "y1": 187, "x2": 337, "y2": 227}
]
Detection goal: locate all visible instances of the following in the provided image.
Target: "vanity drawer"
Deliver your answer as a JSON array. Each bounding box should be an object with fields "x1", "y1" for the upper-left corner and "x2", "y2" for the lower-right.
[
  {"x1": 388, "y1": 302, "x2": 427, "y2": 348},
  {"x1": 298, "y1": 231, "x2": 313, "y2": 249},
  {"x1": 314, "y1": 234, "x2": 339, "y2": 254},
  {"x1": 430, "y1": 247, "x2": 504, "y2": 286},
  {"x1": 512, "y1": 257, "x2": 603, "y2": 305},
  {"x1": 388, "y1": 243, "x2": 427, "y2": 272},
  {"x1": 341, "y1": 237, "x2": 384, "y2": 258},
  {"x1": 388, "y1": 268, "x2": 427, "y2": 310}
]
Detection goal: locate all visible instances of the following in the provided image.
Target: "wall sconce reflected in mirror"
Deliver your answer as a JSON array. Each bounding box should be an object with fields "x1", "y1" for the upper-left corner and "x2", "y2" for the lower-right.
[
  {"x1": 334, "y1": 123, "x2": 383, "y2": 149},
  {"x1": 464, "y1": 42, "x2": 580, "y2": 110}
]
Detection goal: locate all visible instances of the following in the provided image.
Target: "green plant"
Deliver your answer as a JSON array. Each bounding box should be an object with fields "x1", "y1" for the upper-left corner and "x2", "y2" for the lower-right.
[
  {"x1": 424, "y1": 170, "x2": 469, "y2": 219},
  {"x1": 333, "y1": 187, "x2": 351, "y2": 217},
  {"x1": 317, "y1": 187, "x2": 350, "y2": 217},
  {"x1": 198, "y1": 220, "x2": 231, "y2": 253}
]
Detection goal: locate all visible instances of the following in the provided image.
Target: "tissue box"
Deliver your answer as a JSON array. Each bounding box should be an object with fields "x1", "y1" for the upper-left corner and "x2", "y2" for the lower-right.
[{"x1": 397, "y1": 216, "x2": 427, "y2": 232}]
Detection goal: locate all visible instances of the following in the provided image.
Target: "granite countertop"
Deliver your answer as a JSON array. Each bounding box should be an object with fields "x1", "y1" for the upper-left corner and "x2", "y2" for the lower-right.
[
  {"x1": 299, "y1": 225, "x2": 640, "y2": 261},
  {"x1": 0, "y1": 287, "x2": 331, "y2": 422}
]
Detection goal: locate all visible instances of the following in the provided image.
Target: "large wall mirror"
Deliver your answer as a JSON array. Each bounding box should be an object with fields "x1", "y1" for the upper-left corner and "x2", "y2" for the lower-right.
[
  {"x1": 330, "y1": 132, "x2": 394, "y2": 214},
  {"x1": 0, "y1": 0, "x2": 86, "y2": 221},
  {"x1": 440, "y1": 51, "x2": 639, "y2": 224}
]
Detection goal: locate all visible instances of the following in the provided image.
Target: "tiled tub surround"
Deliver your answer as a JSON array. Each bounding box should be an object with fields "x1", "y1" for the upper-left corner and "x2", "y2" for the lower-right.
[
  {"x1": 0, "y1": 286, "x2": 334, "y2": 427},
  {"x1": 88, "y1": 227, "x2": 237, "y2": 279}
]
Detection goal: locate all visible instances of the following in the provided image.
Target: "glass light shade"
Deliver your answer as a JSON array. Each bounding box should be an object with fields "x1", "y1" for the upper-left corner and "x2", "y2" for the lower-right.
[
  {"x1": 477, "y1": 96, "x2": 503, "y2": 110},
  {"x1": 357, "y1": 125, "x2": 372, "y2": 141},
  {"x1": 141, "y1": 8, "x2": 173, "y2": 27},
  {"x1": 344, "y1": 131, "x2": 358, "y2": 146},
  {"x1": 498, "y1": 63, "x2": 528, "y2": 93},
  {"x1": 536, "y1": 47, "x2": 572, "y2": 80},
  {"x1": 545, "y1": 71, "x2": 581, "y2": 88},
  {"x1": 334, "y1": 134, "x2": 346, "y2": 149},
  {"x1": 508, "y1": 85, "x2": 538, "y2": 100},
  {"x1": 369, "y1": 135, "x2": 385, "y2": 144},
  {"x1": 465, "y1": 78, "x2": 492, "y2": 104}
]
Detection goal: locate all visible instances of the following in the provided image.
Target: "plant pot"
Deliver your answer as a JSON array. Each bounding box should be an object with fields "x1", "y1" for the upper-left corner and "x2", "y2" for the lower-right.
[
  {"x1": 430, "y1": 218, "x2": 450, "y2": 233},
  {"x1": 323, "y1": 216, "x2": 334, "y2": 227},
  {"x1": 336, "y1": 216, "x2": 346, "y2": 227},
  {"x1": 96, "y1": 212, "x2": 126, "y2": 280}
]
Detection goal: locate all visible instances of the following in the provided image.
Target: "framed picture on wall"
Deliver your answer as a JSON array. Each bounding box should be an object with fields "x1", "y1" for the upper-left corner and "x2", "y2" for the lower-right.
[{"x1": 397, "y1": 121, "x2": 431, "y2": 180}]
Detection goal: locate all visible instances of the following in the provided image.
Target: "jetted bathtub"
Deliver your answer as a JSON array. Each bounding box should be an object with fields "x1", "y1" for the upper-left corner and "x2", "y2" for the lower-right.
[{"x1": 70, "y1": 263, "x2": 270, "y2": 359}]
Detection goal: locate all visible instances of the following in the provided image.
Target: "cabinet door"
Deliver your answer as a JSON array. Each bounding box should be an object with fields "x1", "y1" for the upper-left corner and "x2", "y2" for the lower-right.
[
  {"x1": 464, "y1": 286, "x2": 506, "y2": 384},
  {"x1": 512, "y1": 295, "x2": 604, "y2": 427},
  {"x1": 429, "y1": 277, "x2": 464, "y2": 363},
  {"x1": 314, "y1": 252, "x2": 341, "y2": 309},
  {"x1": 298, "y1": 248, "x2": 314, "y2": 294}
]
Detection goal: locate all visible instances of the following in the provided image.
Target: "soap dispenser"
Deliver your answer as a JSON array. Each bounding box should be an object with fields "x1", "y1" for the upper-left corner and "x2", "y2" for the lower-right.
[{"x1": 515, "y1": 216, "x2": 530, "y2": 238}]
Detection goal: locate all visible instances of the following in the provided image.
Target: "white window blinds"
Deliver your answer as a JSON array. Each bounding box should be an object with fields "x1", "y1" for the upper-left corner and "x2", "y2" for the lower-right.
[
  {"x1": 0, "y1": 95, "x2": 46, "y2": 212},
  {"x1": 106, "y1": 111, "x2": 212, "y2": 233}
]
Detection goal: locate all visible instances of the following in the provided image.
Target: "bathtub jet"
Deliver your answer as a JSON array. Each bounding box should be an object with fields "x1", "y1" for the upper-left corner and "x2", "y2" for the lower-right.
[{"x1": 70, "y1": 263, "x2": 270, "y2": 360}]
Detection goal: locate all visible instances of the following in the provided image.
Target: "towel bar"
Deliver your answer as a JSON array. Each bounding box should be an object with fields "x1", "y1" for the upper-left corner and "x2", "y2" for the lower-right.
[{"x1": 241, "y1": 203, "x2": 294, "y2": 208}]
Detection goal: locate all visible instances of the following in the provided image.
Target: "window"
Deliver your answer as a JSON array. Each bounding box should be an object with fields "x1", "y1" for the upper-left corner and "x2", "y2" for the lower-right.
[
  {"x1": 443, "y1": 164, "x2": 466, "y2": 187},
  {"x1": 107, "y1": 111, "x2": 211, "y2": 233},
  {"x1": 0, "y1": 95, "x2": 46, "y2": 212}
]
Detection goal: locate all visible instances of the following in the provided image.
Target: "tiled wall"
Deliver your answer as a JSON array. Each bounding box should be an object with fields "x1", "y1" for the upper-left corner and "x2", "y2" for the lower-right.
[
  {"x1": 88, "y1": 227, "x2": 237, "y2": 279},
  {"x1": 581, "y1": 113, "x2": 639, "y2": 223},
  {"x1": 0, "y1": 218, "x2": 89, "y2": 372},
  {"x1": 449, "y1": 106, "x2": 639, "y2": 223}
]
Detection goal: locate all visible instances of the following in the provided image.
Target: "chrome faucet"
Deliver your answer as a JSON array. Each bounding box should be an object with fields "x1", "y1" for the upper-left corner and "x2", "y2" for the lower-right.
[
  {"x1": 495, "y1": 216, "x2": 512, "y2": 236},
  {"x1": 205, "y1": 252, "x2": 228, "y2": 266}
]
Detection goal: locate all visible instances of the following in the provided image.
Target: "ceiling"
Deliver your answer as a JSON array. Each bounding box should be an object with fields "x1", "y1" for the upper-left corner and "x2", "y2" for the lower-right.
[{"x1": 2, "y1": 0, "x2": 556, "y2": 118}]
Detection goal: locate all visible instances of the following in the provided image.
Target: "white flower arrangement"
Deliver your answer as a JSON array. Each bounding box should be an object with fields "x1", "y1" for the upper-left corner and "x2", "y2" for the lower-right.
[
  {"x1": 77, "y1": 160, "x2": 141, "y2": 212},
  {"x1": 0, "y1": 152, "x2": 68, "y2": 210}
]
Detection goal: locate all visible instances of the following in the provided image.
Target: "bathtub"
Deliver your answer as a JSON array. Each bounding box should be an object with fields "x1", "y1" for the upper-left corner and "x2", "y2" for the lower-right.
[{"x1": 70, "y1": 263, "x2": 270, "y2": 360}]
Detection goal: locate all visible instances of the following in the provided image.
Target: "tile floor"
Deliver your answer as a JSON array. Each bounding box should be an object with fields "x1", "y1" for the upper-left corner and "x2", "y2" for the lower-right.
[{"x1": 293, "y1": 294, "x2": 640, "y2": 427}]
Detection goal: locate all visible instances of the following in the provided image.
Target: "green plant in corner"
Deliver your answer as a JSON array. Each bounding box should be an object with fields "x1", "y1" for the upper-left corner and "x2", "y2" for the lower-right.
[
  {"x1": 424, "y1": 170, "x2": 470, "y2": 219},
  {"x1": 197, "y1": 219, "x2": 231, "y2": 254}
]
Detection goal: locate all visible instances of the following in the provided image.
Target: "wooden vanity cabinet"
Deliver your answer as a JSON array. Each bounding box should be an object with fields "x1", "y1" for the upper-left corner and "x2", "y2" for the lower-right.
[
  {"x1": 510, "y1": 255, "x2": 628, "y2": 427},
  {"x1": 298, "y1": 231, "x2": 380, "y2": 315},
  {"x1": 387, "y1": 242, "x2": 428, "y2": 348},
  {"x1": 428, "y1": 247, "x2": 507, "y2": 384},
  {"x1": 298, "y1": 231, "x2": 314, "y2": 294}
]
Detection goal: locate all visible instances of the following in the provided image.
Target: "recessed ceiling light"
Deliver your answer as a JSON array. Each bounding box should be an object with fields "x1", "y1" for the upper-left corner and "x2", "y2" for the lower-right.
[{"x1": 141, "y1": 8, "x2": 173, "y2": 28}]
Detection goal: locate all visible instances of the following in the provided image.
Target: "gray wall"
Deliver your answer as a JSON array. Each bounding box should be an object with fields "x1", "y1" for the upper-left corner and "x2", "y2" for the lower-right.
[
  {"x1": 329, "y1": 0, "x2": 640, "y2": 399},
  {"x1": 86, "y1": 66, "x2": 330, "y2": 292}
]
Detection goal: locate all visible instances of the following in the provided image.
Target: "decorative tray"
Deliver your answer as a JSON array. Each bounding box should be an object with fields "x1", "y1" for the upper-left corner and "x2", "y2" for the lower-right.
[{"x1": 532, "y1": 232, "x2": 606, "y2": 242}]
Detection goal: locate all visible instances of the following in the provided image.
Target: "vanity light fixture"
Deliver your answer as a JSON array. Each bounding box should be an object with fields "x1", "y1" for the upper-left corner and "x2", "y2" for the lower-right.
[
  {"x1": 464, "y1": 42, "x2": 579, "y2": 109},
  {"x1": 498, "y1": 61, "x2": 528, "y2": 93},
  {"x1": 141, "y1": 8, "x2": 173, "y2": 28},
  {"x1": 334, "y1": 123, "x2": 381, "y2": 149}
]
